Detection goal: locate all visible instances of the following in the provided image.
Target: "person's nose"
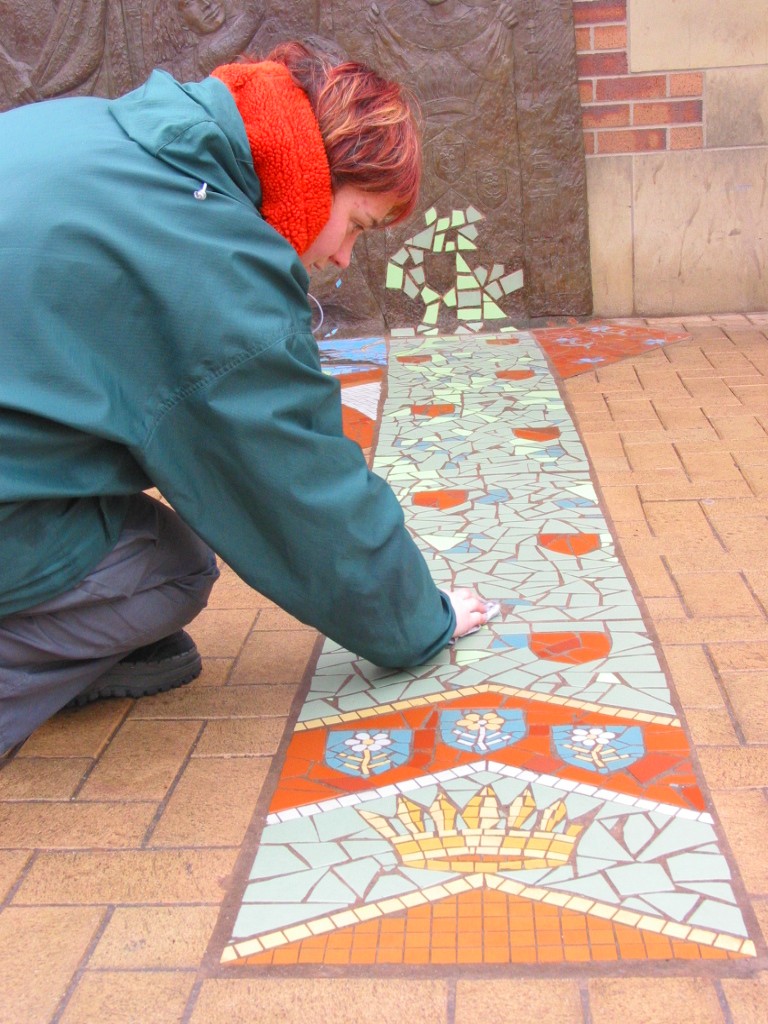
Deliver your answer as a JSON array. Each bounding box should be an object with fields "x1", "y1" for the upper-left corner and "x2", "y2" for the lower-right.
[{"x1": 330, "y1": 236, "x2": 356, "y2": 270}]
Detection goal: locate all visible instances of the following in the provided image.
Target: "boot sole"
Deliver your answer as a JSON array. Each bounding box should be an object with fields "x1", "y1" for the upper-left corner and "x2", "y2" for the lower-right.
[{"x1": 68, "y1": 648, "x2": 202, "y2": 707}]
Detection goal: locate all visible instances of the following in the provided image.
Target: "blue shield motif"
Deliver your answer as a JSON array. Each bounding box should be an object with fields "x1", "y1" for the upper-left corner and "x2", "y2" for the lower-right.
[
  {"x1": 552, "y1": 724, "x2": 645, "y2": 774},
  {"x1": 440, "y1": 708, "x2": 526, "y2": 754},
  {"x1": 325, "y1": 729, "x2": 412, "y2": 778}
]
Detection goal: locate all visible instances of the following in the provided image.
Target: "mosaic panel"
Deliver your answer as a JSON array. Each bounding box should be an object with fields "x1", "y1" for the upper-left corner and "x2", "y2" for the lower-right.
[{"x1": 219, "y1": 330, "x2": 754, "y2": 968}]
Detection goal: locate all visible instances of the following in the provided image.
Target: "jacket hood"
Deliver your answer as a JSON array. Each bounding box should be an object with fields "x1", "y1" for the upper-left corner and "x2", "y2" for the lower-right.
[{"x1": 108, "y1": 70, "x2": 263, "y2": 210}]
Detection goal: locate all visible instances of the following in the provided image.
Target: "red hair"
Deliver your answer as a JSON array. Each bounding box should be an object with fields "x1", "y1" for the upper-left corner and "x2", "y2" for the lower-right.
[{"x1": 262, "y1": 41, "x2": 422, "y2": 224}]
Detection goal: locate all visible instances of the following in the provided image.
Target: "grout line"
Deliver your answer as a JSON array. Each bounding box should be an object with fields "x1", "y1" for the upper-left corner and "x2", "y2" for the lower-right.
[
  {"x1": 714, "y1": 977, "x2": 736, "y2": 1024},
  {"x1": 70, "y1": 702, "x2": 134, "y2": 800},
  {"x1": 49, "y1": 904, "x2": 114, "y2": 1024},
  {"x1": 446, "y1": 978, "x2": 457, "y2": 1024},
  {"x1": 140, "y1": 720, "x2": 208, "y2": 848},
  {"x1": 580, "y1": 978, "x2": 593, "y2": 1024}
]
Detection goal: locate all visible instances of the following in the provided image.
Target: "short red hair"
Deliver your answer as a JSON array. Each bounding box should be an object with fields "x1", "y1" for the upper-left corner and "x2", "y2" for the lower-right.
[{"x1": 263, "y1": 41, "x2": 422, "y2": 224}]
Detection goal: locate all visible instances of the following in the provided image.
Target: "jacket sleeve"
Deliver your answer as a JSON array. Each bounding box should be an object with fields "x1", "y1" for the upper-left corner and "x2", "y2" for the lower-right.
[{"x1": 138, "y1": 329, "x2": 456, "y2": 668}]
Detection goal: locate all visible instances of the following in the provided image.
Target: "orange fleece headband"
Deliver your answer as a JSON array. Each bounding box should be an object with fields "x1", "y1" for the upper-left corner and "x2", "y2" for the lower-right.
[{"x1": 211, "y1": 62, "x2": 332, "y2": 255}]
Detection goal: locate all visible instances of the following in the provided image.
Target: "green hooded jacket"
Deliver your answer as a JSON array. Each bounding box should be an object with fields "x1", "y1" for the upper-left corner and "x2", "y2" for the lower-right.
[{"x1": 0, "y1": 71, "x2": 455, "y2": 666}]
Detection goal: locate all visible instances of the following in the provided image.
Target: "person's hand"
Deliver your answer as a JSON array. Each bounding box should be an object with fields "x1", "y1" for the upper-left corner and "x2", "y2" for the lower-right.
[{"x1": 446, "y1": 589, "x2": 496, "y2": 639}]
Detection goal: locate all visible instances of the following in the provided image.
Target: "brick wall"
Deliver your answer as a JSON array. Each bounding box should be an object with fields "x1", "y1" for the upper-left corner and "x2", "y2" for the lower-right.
[{"x1": 573, "y1": 0, "x2": 704, "y2": 155}]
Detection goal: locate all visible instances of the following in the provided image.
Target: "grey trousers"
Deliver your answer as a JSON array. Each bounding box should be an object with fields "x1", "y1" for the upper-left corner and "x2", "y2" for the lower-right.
[{"x1": 0, "y1": 494, "x2": 219, "y2": 752}]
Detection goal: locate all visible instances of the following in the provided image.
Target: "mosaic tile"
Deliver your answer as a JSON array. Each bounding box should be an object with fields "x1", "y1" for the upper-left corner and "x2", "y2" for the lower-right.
[
  {"x1": 218, "y1": 331, "x2": 754, "y2": 968},
  {"x1": 531, "y1": 323, "x2": 690, "y2": 378}
]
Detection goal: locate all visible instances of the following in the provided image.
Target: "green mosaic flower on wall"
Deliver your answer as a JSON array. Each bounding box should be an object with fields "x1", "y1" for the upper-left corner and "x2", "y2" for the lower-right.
[{"x1": 385, "y1": 206, "x2": 524, "y2": 335}]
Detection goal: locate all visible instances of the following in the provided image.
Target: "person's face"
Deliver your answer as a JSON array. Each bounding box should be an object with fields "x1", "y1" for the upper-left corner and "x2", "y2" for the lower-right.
[
  {"x1": 301, "y1": 186, "x2": 397, "y2": 273},
  {"x1": 178, "y1": 0, "x2": 226, "y2": 34}
]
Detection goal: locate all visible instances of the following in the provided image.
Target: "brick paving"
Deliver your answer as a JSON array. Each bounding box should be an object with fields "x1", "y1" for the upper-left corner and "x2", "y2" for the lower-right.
[{"x1": 1, "y1": 314, "x2": 768, "y2": 1022}]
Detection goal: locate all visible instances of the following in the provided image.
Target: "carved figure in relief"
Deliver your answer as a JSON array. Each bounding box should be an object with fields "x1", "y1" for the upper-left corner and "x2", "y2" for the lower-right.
[
  {"x1": 26, "y1": 0, "x2": 264, "y2": 102},
  {"x1": 152, "y1": 0, "x2": 265, "y2": 82}
]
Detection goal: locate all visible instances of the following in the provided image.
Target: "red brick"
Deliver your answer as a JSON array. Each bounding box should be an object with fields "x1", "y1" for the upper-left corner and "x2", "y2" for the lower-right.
[
  {"x1": 597, "y1": 128, "x2": 666, "y2": 154},
  {"x1": 670, "y1": 126, "x2": 704, "y2": 150},
  {"x1": 597, "y1": 75, "x2": 667, "y2": 101},
  {"x1": 579, "y1": 80, "x2": 595, "y2": 104},
  {"x1": 572, "y1": 1, "x2": 627, "y2": 26},
  {"x1": 633, "y1": 100, "x2": 702, "y2": 126},
  {"x1": 583, "y1": 103, "x2": 630, "y2": 128},
  {"x1": 594, "y1": 25, "x2": 627, "y2": 49},
  {"x1": 583, "y1": 131, "x2": 596, "y2": 155},
  {"x1": 575, "y1": 26, "x2": 592, "y2": 51},
  {"x1": 578, "y1": 52, "x2": 628, "y2": 77},
  {"x1": 669, "y1": 72, "x2": 704, "y2": 97}
]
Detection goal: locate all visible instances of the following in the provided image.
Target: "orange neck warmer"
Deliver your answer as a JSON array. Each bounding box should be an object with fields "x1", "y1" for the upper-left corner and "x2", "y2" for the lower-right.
[{"x1": 211, "y1": 62, "x2": 332, "y2": 256}]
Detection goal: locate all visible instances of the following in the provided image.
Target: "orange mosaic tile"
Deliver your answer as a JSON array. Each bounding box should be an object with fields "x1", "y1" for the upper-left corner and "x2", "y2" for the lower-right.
[
  {"x1": 513, "y1": 427, "x2": 562, "y2": 441},
  {"x1": 267, "y1": 692, "x2": 702, "y2": 813},
  {"x1": 529, "y1": 631, "x2": 612, "y2": 664},
  {"x1": 410, "y1": 403, "x2": 457, "y2": 416},
  {"x1": 538, "y1": 533, "x2": 602, "y2": 556},
  {"x1": 233, "y1": 890, "x2": 744, "y2": 967},
  {"x1": 497, "y1": 369, "x2": 535, "y2": 380},
  {"x1": 412, "y1": 489, "x2": 469, "y2": 510},
  {"x1": 340, "y1": 406, "x2": 375, "y2": 450},
  {"x1": 531, "y1": 321, "x2": 690, "y2": 377}
]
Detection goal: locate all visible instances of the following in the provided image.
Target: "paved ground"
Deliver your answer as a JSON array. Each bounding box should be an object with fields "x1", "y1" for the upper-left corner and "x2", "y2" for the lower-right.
[{"x1": 2, "y1": 313, "x2": 768, "y2": 1023}]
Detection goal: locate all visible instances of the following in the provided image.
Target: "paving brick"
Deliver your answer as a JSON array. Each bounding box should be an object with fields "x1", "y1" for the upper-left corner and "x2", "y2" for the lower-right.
[
  {"x1": 0, "y1": 850, "x2": 31, "y2": 901},
  {"x1": 750, "y1": 899, "x2": 768, "y2": 947},
  {"x1": 746, "y1": 571, "x2": 768, "y2": 613},
  {"x1": 18, "y1": 700, "x2": 130, "y2": 758},
  {"x1": 624, "y1": 442, "x2": 684, "y2": 472},
  {"x1": 674, "y1": 572, "x2": 762, "y2": 618},
  {"x1": 149, "y1": 757, "x2": 268, "y2": 847},
  {"x1": 194, "y1": 717, "x2": 287, "y2": 757},
  {"x1": 721, "y1": 973, "x2": 768, "y2": 1024},
  {"x1": 0, "y1": 801, "x2": 156, "y2": 849},
  {"x1": 663, "y1": 544, "x2": 740, "y2": 573},
  {"x1": 89, "y1": 905, "x2": 218, "y2": 968},
  {"x1": 251, "y1": 606, "x2": 318, "y2": 631},
  {"x1": 230, "y1": 630, "x2": 319, "y2": 685},
  {"x1": 206, "y1": 570, "x2": 270, "y2": 610},
  {"x1": 186, "y1": 608, "x2": 258, "y2": 658},
  {"x1": 589, "y1": 978, "x2": 724, "y2": 1022},
  {"x1": 710, "y1": 790, "x2": 768, "y2": 894},
  {"x1": 77, "y1": 719, "x2": 201, "y2": 801},
  {"x1": 189, "y1": 979, "x2": 449, "y2": 1024},
  {"x1": 641, "y1": 477, "x2": 754, "y2": 501},
  {"x1": 721, "y1": 672, "x2": 768, "y2": 742},
  {"x1": 128, "y1": 684, "x2": 299, "y2": 719},
  {"x1": 683, "y1": 707, "x2": 740, "y2": 746},
  {"x1": 622, "y1": 553, "x2": 677, "y2": 597},
  {"x1": 599, "y1": 485, "x2": 645, "y2": 520},
  {"x1": 662, "y1": 645, "x2": 724, "y2": 706},
  {"x1": 657, "y1": 619, "x2": 768, "y2": 644},
  {"x1": 191, "y1": 658, "x2": 233, "y2": 686},
  {"x1": 678, "y1": 451, "x2": 747, "y2": 483},
  {"x1": 0, "y1": 906, "x2": 105, "y2": 1024},
  {"x1": 0, "y1": 757, "x2": 90, "y2": 800},
  {"x1": 708, "y1": 642, "x2": 768, "y2": 674},
  {"x1": 709, "y1": 414, "x2": 768, "y2": 440},
  {"x1": 697, "y1": 746, "x2": 768, "y2": 789},
  {"x1": 644, "y1": 596, "x2": 687, "y2": 619},
  {"x1": 14, "y1": 848, "x2": 239, "y2": 905},
  {"x1": 455, "y1": 980, "x2": 584, "y2": 1023},
  {"x1": 643, "y1": 501, "x2": 717, "y2": 537},
  {"x1": 59, "y1": 971, "x2": 194, "y2": 1024}
]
